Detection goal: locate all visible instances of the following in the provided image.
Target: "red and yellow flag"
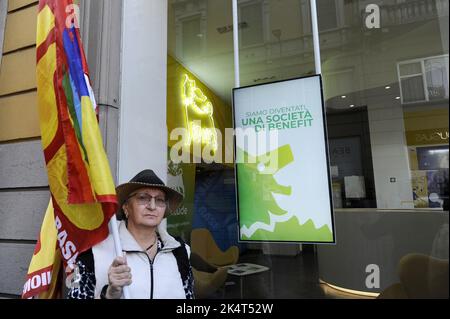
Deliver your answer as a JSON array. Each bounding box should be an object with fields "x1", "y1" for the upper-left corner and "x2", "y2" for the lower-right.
[{"x1": 22, "y1": 0, "x2": 117, "y2": 298}]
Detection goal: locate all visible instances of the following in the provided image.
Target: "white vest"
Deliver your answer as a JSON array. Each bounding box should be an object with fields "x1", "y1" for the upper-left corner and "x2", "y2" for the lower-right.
[{"x1": 92, "y1": 220, "x2": 188, "y2": 299}]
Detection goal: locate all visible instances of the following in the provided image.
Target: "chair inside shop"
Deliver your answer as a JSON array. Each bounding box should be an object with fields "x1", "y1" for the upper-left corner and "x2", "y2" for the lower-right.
[
  {"x1": 190, "y1": 252, "x2": 228, "y2": 299},
  {"x1": 190, "y1": 228, "x2": 239, "y2": 267},
  {"x1": 378, "y1": 253, "x2": 449, "y2": 299}
]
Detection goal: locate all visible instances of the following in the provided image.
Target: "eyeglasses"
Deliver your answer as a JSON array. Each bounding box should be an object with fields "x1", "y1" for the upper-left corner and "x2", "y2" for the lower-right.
[{"x1": 128, "y1": 192, "x2": 167, "y2": 208}]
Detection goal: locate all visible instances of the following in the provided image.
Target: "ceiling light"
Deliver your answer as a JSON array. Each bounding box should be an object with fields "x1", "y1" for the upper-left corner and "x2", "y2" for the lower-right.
[
  {"x1": 341, "y1": 95, "x2": 346, "y2": 99},
  {"x1": 395, "y1": 96, "x2": 401, "y2": 100},
  {"x1": 385, "y1": 86, "x2": 391, "y2": 89},
  {"x1": 349, "y1": 104, "x2": 355, "y2": 108},
  {"x1": 429, "y1": 149, "x2": 448, "y2": 154}
]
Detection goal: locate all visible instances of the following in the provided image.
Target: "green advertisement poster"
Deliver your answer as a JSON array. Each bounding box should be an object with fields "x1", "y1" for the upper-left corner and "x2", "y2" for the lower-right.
[{"x1": 233, "y1": 75, "x2": 335, "y2": 243}]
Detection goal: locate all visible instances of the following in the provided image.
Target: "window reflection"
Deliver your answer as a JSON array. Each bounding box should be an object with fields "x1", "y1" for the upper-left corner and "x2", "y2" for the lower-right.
[{"x1": 167, "y1": 0, "x2": 449, "y2": 299}]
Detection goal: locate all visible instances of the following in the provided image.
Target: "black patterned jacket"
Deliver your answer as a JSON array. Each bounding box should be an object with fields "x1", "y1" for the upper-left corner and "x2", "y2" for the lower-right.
[{"x1": 67, "y1": 236, "x2": 194, "y2": 299}]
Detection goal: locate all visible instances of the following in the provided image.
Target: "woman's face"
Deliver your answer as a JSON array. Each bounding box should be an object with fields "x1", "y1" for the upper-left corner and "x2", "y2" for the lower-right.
[{"x1": 123, "y1": 187, "x2": 167, "y2": 228}]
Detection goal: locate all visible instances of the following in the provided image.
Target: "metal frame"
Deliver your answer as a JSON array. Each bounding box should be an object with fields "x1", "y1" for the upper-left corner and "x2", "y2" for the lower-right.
[{"x1": 397, "y1": 54, "x2": 450, "y2": 105}]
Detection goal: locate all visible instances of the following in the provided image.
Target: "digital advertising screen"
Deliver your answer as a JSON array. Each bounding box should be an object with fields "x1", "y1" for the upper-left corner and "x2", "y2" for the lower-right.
[{"x1": 233, "y1": 75, "x2": 335, "y2": 243}]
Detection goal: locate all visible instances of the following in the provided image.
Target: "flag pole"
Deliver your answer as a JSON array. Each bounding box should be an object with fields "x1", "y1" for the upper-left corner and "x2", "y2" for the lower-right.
[
  {"x1": 109, "y1": 216, "x2": 131, "y2": 299},
  {"x1": 310, "y1": 0, "x2": 322, "y2": 75}
]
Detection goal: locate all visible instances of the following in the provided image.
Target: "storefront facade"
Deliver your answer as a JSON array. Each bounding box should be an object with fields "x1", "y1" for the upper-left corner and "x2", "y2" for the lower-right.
[
  {"x1": 165, "y1": 0, "x2": 449, "y2": 298},
  {"x1": 0, "y1": 0, "x2": 448, "y2": 298}
]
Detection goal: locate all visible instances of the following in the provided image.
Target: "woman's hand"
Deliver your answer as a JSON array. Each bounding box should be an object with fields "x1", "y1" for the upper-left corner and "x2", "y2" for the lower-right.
[{"x1": 106, "y1": 255, "x2": 132, "y2": 299}]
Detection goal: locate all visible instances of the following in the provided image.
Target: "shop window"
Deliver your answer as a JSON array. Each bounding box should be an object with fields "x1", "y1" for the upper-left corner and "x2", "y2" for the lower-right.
[
  {"x1": 327, "y1": 107, "x2": 376, "y2": 209},
  {"x1": 426, "y1": 57, "x2": 450, "y2": 101},
  {"x1": 167, "y1": 0, "x2": 449, "y2": 299},
  {"x1": 398, "y1": 55, "x2": 450, "y2": 104}
]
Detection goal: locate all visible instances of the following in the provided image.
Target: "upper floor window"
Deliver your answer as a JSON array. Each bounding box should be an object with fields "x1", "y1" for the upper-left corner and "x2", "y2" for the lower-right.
[
  {"x1": 398, "y1": 55, "x2": 449, "y2": 104},
  {"x1": 171, "y1": 0, "x2": 207, "y2": 61},
  {"x1": 317, "y1": 0, "x2": 338, "y2": 31},
  {"x1": 181, "y1": 15, "x2": 202, "y2": 59},
  {"x1": 317, "y1": 0, "x2": 345, "y2": 32},
  {"x1": 239, "y1": 0, "x2": 265, "y2": 47}
]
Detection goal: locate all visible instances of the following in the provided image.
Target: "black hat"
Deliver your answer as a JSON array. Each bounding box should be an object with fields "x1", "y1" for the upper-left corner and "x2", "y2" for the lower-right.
[{"x1": 116, "y1": 169, "x2": 183, "y2": 219}]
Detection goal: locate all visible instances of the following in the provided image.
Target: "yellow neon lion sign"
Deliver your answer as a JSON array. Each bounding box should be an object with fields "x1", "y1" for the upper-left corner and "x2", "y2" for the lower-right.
[{"x1": 181, "y1": 74, "x2": 218, "y2": 153}]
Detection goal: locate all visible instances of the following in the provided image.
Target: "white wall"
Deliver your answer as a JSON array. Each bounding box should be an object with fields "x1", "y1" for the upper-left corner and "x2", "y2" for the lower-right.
[
  {"x1": 368, "y1": 97, "x2": 414, "y2": 209},
  {"x1": 119, "y1": 0, "x2": 168, "y2": 183}
]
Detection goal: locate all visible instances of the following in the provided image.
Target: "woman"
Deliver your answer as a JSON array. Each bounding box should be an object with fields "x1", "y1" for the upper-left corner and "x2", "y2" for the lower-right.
[{"x1": 67, "y1": 169, "x2": 194, "y2": 299}]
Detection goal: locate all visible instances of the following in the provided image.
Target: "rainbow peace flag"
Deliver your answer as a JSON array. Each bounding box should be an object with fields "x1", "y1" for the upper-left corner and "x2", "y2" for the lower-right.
[{"x1": 22, "y1": 0, "x2": 117, "y2": 298}]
